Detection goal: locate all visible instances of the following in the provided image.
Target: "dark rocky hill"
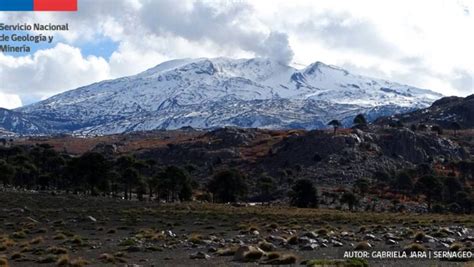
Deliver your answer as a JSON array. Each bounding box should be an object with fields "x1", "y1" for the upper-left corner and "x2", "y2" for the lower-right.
[{"x1": 376, "y1": 94, "x2": 474, "y2": 129}]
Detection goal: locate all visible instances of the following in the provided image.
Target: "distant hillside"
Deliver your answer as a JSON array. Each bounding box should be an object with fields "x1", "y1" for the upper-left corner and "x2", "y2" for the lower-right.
[
  {"x1": 14, "y1": 126, "x2": 470, "y2": 186},
  {"x1": 376, "y1": 94, "x2": 474, "y2": 128},
  {"x1": 0, "y1": 108, "x2": 46, "y2": 135}
]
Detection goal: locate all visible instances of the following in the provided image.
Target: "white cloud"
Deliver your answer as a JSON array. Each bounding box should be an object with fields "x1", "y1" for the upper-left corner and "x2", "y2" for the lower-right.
[
  {"x1": 0, "y1": 43, "x2": 110, "y2": 103},
  {"x1": 0, "y1": 0, "x2": 472, "y2": 109},
  {"x1": 0, "y1": 92, "x2": 22, "y2": 109}
]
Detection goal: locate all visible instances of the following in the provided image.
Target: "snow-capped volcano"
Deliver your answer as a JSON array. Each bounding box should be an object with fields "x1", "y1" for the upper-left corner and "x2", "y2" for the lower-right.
[{"x1": 13, "y1": 57, "x2": 442, "y2": 135}]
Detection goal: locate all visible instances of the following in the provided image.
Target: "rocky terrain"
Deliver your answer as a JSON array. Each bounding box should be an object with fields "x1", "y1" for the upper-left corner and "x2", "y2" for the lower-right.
[
  {"x1": 8, "y1": 122, "x2": 472, "y2": 209},
  {"x1": 376, "y1": 94, "x2": 474, "y2": 129},
  {"x1": 1, "y1": 96, "x2": 474, "y2": 266},
  {"x1": 1, "y1": 192, "x2": 473, "y2": 267},
  {"x1": 13, "y1": 125, "x2": 470, "y2": 178}
]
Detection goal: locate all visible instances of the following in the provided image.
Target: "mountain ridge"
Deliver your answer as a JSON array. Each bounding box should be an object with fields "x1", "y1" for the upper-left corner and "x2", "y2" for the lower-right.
[{"x1": 3, "y1": 57, "x2": 443, "y2": 135}]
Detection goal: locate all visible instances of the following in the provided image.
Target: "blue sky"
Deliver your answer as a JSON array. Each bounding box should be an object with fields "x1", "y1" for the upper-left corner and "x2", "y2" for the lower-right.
[
  {"x1": 0, "y1": 0, "x2": 472, "y2": 109},
  {"x1": 79, "y1": 37, "x2": 118, "y2": 59}
]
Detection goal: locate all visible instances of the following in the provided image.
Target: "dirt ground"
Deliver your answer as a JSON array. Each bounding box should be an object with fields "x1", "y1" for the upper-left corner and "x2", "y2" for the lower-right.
[{"x1": 1, "y1": 192, "x2": 473, "y2": 266}]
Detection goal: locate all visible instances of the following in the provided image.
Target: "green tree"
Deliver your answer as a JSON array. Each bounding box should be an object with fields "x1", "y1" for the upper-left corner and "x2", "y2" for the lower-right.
[
  {"x1": 136, "y1": 178, "x2": 147, "y2": 201},
  {"x1": 431, "y1": 125, "x2": 443, "y2": 135},
  {"x1": 288, "y1": 179, "x2": 318, "y2": 208},
  {"x1": 389, "y1": 120, "x2": 403, "y2": 128},
  {"x1": 415, "y1": 164, "x2": 433, "y2": 177},
  {"x1": 115, "y1": 156, "x2": 137, "y2": 199},
  {"x1": 81, "y1": 152, "x2": 109, "y2": 195},
  {"x1": 373, "y1": 170, "x2": 390, "y2": 182},
  {"x1": 395, "y1": 171, "x2": 413, "y2": 193},
  {"x1": 354, "y1": 178, "x2": 370, "y2": 196},
  {"x1": 457, "y1": 161, "x2": 474, "y2": 180},
  {"x1": 417, "y1": 124, "x2": 428, "y2": 131},
  {"x1": 443, "y1": 176, "x2": 463, "y2": 202},
  {"x1": 0, "y1": 159, "x2": 15, "y2": 186},
  {"x1": 208, "y1": 169, "x2": 248, "y2": 203},
  {"x1": 450, "y1": 122, "x2": 461, "y2": 136},
  {"x1": 66, "y1": 152, "x2": 108, "y2": 195},
  {"x1": 107, "y1": 170, "x2": 120, "y2": 198},
  {"x1": 353, "y1": 114, "x2": 367, "y2": 126},
  {"x1": 157, "y1": 166, "x2": 193, "y2": 202},
  {"x1": 454, "y1": 191, "x2": 473, "y2": 213},
  {"x1": 328, "y1": 120, "x2": 342, "y2": 134},
  {"x1": 257, "y1": 175, "x2": 275, "y2": 202},
  {"x1": 340, "y1": 191, "x2": 359, "y2": 211},
  {"x1": 414, "y1": 175, "x2": 443, "y2": 211},
  {"x1": 37, "y1": 173, "x2": 52, "y2": 190},
  {"x1": 122, "y1": 168, "x2": 139, "y2": 200},
  {"x1": 10, "y1": 154, "x2": 38, "y2": 189},
  {"x1": 13, "y1": 163, "x2": 38, "y2": 189}
]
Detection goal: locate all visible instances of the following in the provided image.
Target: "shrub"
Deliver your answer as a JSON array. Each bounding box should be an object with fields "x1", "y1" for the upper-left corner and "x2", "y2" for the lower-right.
[
  {"x1": 242, "y1": 250, "x2": 264, "y2": 262},
  {"x1": 354, "y1": 241, "x2": 372, "y2": 251},
  {"x1": 10, "y1": 231, "x2": 26, "y2": 239},
  {"x1": 29, "y1": 236, "x2": 44, "y2": 245},
  {"x1": 188, "y1": 233, "x2": 203, "y2": 244},
  {"x1": 449, "y1": 243, "x2": 464, "y2": 251},
  {"x1": 37, "y1": 254, "x2": 57, "y2": 264},
  {"x1": 69, "y1": 235, "x2": 84, "y2": 246},
  {"x1": 56, "y1": 254, "x2": 70, "y2": 266},
  {"x1": 258, "y1": 240, "x2": 275, "y2": 252},
  {"x1": 216, "y1": 247, "x2": 238, "y2": 256},
  {"x1": 414, "y1": 231, "x2": 426, "y2": 242},
  {"x1": 317, "y1": 228, "x2": 328, "y2": 236},
  {"x1": 69, "y1": 257, "x2": 89, "y2": 267},
  {"x1": 53, "y1": 234, "x2": 67, "y2": 240},
  {"x1": 10, "y1": 252, "x2": 22, "y2": 260},
  {"x1": 98, "y1": 253, "x2": 115, "y2": 264}
]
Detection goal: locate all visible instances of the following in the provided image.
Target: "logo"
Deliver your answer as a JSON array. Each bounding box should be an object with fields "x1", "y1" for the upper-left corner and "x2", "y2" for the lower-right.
[{"x1": 0, "y1": 0, "x2": 77, "y2": 11}]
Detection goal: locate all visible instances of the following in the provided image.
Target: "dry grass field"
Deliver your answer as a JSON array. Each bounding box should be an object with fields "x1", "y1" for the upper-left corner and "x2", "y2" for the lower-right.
[{"x1": 1, "y1": 192, "x2": 473, "y2": 266}]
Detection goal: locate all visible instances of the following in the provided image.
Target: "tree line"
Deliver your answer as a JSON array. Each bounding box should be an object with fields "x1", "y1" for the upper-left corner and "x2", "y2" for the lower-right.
[
  {"x1": 287, "y1": 160, "x2": 474, "y2": 214},
  {"x1": 0, "y1": 144, "x2": 247, "y2": 203},
  {"x1": 1, "y1": 144, "x2": 473, "y2": 213},
  {"x1": 380, "y1": 162, "x2": 474, "y2": 213}
]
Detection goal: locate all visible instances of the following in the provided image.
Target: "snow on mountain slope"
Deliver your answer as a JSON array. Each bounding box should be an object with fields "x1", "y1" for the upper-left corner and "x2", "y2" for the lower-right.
[
  {"x1": 0, "y1": 108, "x2": 46, "y2": 135},
  {"x1": 14, "y1": 57, "x2": 442, "y2": 135}
]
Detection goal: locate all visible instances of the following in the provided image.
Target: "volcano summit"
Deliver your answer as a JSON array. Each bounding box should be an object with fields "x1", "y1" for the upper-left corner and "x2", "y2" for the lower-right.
[{"x1": 6, "y1": 57, "x2": 443, "y2": 135}]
